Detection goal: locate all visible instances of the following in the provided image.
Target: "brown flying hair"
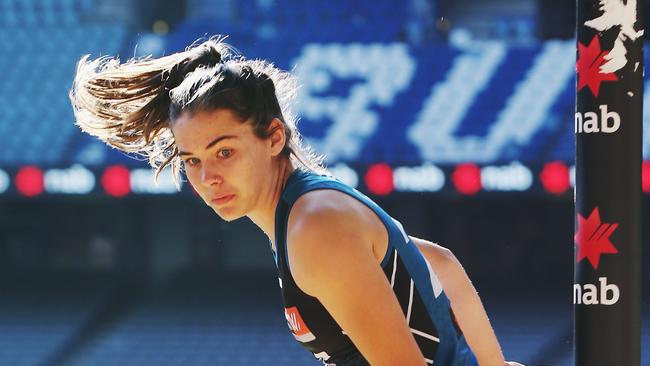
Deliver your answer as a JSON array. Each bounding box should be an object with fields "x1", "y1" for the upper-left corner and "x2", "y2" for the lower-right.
[{"x1": 70, "y1": 36, "x2": 326, "y2": 186}]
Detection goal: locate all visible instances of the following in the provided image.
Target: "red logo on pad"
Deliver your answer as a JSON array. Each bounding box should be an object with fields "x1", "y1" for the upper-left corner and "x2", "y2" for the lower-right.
[
  {"x1": 285, "y1": 306, "x2": 316, "y2": 343},
  {"x1": 577, "y1": 35, "x2": 618, "y2": 98},
  {"x1": 575, "y1": 207, "x2": 619, "y2": 270}
]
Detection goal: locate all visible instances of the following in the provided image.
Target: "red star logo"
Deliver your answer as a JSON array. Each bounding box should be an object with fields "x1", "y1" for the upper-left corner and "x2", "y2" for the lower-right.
[
  {"x1": 574, "y1": 207, "x2": 619, "y2": 270},
  {"x1": 577, "y1": 35, "x2": 618, "y2": 97}
]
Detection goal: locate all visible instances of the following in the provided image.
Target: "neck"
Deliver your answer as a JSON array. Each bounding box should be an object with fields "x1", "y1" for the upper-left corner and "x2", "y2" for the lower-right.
[{"x1": 247, "y1": 158, "x2": 294, "y2": 249}]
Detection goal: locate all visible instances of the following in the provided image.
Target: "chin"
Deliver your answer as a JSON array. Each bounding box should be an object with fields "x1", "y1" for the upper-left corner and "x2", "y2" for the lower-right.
[{"x1": 212, "y1": 206, "x2": 245, "y2": 222}]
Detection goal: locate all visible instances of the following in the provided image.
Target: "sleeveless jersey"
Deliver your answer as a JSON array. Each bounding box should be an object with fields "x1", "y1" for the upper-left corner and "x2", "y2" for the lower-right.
[{"x1": 271, "y1": 169, "x2": 477, "y2": 365}]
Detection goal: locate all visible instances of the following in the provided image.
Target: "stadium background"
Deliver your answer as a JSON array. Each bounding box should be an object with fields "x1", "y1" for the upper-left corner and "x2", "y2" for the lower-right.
[{"x1": 0, "y1": 0, "x2": 647, "y2": 365}]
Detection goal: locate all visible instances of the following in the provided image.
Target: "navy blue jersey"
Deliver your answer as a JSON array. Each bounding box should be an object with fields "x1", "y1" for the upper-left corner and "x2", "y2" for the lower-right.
[{"x1": 272, "y1": 169, "x2": 477, "y2": 365}]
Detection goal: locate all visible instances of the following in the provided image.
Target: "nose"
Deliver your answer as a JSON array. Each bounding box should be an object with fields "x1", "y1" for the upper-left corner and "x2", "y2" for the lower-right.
[{"x1": 200, "y1": 163, "x2": 223, "y2": 187}]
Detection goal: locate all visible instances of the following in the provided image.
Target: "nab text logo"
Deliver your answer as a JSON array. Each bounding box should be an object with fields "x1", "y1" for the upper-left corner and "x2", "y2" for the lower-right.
[
  {"x1": 575, "y1": 104, "x2": 620, "y2": 134},
  {"x1": 574, "y1": 277, "x2": 620, "y2": 305}
]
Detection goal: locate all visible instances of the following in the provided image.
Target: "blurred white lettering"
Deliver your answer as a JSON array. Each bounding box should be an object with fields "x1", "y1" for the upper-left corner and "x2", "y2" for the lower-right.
[
  {"x1": 393, "y1": 164, "x2": 445, "y2": 192},
  {"x1": 0, "y1": 169, "x2": 8, "y2": 194},
  {"x1": 44, "y1": 165, "x2": 95, "y2": 194},
  {"x1": 329, "y1": 163, "x2": 359, "y2": 188},
  {"x1": 481, "y1": 162, "x2": 533, "y2": 192},
  {"x1": 130, "y1": 169, "x2": 179, "y2": 194}
]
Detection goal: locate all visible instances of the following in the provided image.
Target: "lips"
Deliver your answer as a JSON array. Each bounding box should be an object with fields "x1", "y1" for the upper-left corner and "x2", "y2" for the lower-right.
[{"x1": 211, "y1": 194, "x2": 235, "y2": 205}]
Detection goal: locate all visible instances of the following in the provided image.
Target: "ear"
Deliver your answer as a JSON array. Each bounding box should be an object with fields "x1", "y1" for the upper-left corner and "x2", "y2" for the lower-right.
[{"x1": 267, "y1": 118, "x2": 286, "y2": 157}]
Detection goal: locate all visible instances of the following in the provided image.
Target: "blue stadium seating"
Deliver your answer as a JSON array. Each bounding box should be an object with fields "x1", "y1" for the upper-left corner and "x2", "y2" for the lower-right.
[
  {"x1": 0, "y1": 273, "x2": 116, "y2": 366},
  {"x1": 0, "y1": 1, "x2": 647, "y2": 365},
  {"x1": 3, "y1": 0, "x2": 650, "y2": 168},
  {"x1": 0, "y1": 274, "x2": 647, "y2": 366},
  {"x1": 66, "y1": 275, "x2": 319, "y2": 366},
  {"x1": 0, "y1": 0, "x2": 127, "y2": 167},
  {"x1": 7, "y1": 0, "x2": 650, "y2": 169},
  {"x1": 0, "y1": 6, "x2": 641, "y2": 194}
]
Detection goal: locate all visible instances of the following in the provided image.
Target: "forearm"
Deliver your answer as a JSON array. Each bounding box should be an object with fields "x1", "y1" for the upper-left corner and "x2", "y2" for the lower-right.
[{"x1": 444, "y1": 255, "x2": 505, "y2": 366}]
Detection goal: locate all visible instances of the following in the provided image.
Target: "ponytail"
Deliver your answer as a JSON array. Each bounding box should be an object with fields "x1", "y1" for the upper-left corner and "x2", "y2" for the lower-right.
[{"x1": 70, "y1": 36, "x2": 326, "y2": 186}]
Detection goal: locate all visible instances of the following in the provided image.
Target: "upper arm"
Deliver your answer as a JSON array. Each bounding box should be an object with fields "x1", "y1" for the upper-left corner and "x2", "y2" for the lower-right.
[
  {"x1": 409, "y1": 236, "x2": 464, "y2": 300},
  {"x1": 287, "y1": 192, "x2": 426, "y2": 366},
  {"x1": 410, "y1": 236, "x2": 507, "y2": 365}
]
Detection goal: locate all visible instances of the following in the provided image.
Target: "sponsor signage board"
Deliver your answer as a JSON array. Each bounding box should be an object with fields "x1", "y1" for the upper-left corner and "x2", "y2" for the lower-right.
[{"x1": 575, "y1": 1, "x2": 643, "y2": 364}]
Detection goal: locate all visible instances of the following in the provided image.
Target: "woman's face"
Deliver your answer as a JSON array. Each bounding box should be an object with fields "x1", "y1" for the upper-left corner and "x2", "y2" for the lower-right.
[{"x1": 171, "y1": 108, "x2": 281, "y2": 221}]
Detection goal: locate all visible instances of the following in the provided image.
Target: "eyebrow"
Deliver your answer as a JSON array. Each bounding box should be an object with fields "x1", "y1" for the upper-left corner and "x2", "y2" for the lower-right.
[{"x1": 178, "y1": 135, "x2": 237, "y2": 156}]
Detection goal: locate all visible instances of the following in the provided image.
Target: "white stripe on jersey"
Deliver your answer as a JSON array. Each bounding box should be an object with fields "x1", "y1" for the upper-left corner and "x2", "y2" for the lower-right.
[
  {"x1": 423, "y1": 257, "x2": 444, "y2": 298},
  {"x1": 406, "y1": 280, "x2": 415, "y2": 323},
  {"x1": 411, "y1": 327, "x2": 441, "y2": 343},
  {"x1": 390, "y1": 249, "x2": 398, "y2": 287}
]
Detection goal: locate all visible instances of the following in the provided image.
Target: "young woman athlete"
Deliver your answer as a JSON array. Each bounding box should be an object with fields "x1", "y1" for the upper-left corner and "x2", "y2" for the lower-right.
[{"x1": 70, "y1": 38, "x2": 524, "y2": 366}]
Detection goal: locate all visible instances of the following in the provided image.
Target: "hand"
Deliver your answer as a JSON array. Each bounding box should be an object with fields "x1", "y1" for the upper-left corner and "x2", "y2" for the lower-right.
[{"x1": 505, "y1": 362, "x2": 526, "y2": 366}]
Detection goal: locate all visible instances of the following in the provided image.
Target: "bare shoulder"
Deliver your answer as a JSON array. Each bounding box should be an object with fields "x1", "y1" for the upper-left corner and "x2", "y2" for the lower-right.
[
  {"x1": 286, "y1": 189, "x2": 379, "y2": 296},
  {"x1": 409, "y1": 236, "x2": 457, "y2": 267},
  {"x1": 287, "y1": 189, "x2": 380, "y2": 242},
  {"x1": 289, "y1": 189, "x2": 366, "y2": 220}
]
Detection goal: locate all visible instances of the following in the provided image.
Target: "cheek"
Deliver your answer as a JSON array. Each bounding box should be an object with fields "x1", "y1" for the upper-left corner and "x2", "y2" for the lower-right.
[
  {"x1": 184, "y1": 169, "x2": 206, "y2": 195},
  {"x1": 242, "y1": 151, "x2": 272, "y2": 180},
  {"x1": 184, "y1": 167, "x2": 198, "y2": 184}
]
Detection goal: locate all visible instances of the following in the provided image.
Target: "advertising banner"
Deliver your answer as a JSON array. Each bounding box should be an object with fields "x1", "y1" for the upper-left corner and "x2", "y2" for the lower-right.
[{"x1": 575, "y1": 0, "x2": 644, "y2": 365}]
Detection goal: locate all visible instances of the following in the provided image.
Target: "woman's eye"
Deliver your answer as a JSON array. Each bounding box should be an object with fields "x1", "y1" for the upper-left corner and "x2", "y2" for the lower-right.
[
  {"x1": 184, "y1": 157, "x2": 200, "y2": 167},
  {"x1": 218, "y1": 149, "x2": 233, "y2": 158}
]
